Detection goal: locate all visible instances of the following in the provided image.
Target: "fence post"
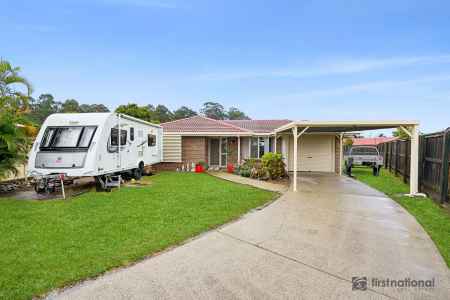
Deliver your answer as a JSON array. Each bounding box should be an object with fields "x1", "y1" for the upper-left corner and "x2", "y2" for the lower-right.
[
  {"x1": 395, "y1": 140, "x2": 400, "y2": 176},
  {"x1": 418, "y1": 135, "x2": 424, "y2": 193},
  {"x1": 388, "y1": 142, "x2": 392, "y2": 172},
  {"x1": 439, "y1": 129, "x2": 450, "y2": 203},
  {"x1": 403, "y1": 140, "x2": 409, "y2": 183}
]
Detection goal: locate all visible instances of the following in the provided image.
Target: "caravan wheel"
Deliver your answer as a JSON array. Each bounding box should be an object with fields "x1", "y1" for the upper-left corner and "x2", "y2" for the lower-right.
[{"x1": 132, "y1": 168, "x2": 142, "y2": 180}]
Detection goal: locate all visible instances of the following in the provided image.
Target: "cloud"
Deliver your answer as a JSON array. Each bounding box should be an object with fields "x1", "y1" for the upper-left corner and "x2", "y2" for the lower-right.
[
  {"x1": 193, "y1": 55, "x2": 450, "y2": 81},
  {"x1": 97, "y1": 0, "x2": 178, "y2": 8}
]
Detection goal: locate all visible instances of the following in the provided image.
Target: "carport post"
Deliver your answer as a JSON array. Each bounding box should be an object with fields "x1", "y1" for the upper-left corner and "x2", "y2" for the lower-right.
[
  {"x1": 237, "y1": 136, "x2": 241, "y2": 165},
  {"x1": 293, "y1": 127, "x2": 298, "y2": 192},
  {"x1": 409, "y1": 125, "x2": 419, "y2": 196},
  {"x1": 339, "y1": 133, "x2": 344, "y2": 176}
]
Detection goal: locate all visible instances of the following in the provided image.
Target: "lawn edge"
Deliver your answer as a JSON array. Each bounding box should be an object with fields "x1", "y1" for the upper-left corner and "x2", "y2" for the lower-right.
[{"x1": 42, "y1": 178, "x2": 283, "y2": 299}]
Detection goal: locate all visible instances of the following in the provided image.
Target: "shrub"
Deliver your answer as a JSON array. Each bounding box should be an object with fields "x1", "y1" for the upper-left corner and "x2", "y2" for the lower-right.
[{"x1": 261, "y1": 152, "x2": 286, "y2": 180}]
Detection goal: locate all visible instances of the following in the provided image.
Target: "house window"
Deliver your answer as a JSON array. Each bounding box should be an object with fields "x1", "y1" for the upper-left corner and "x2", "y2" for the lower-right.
[
  {"x1": 148, "y1": 134, "x2": 156, "y2": 147},
  {"x1": 250, "y1": 137, "x2": 268, "y2": 159},
  {"x1": 130, "y1": 127, "x2": 134, "y2": 141}
]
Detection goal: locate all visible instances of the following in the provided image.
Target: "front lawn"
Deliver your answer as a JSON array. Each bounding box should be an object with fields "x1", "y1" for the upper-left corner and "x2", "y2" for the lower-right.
[
  {"x1": 352, "y1": 167, "x2": 450, "y2": 268},
  {"x1": 0, "y1": 172, "x2": 278, "y2": 300}
]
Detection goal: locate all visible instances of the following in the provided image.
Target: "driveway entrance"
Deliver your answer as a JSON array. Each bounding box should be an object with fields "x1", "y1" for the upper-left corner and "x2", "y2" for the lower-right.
[{"x1": 53, "y1": 173, "x2": 449, "y2": 300}]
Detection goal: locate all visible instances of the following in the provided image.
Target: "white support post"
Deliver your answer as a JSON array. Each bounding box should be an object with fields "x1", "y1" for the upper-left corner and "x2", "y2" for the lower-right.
[
  {"x1": 409, "y1": 125, "x2": 419, "y2": 196},
  {"x1": 339, "y1": 133, "x2": 344, "y2": 176},
  {"x1": 237, "y1": 136, "x2": 241, "y2": 165},
  {"x1": 274, "y1": 134, "x2": 277, "y2": 153},
  {"x1": 293, "y1": 127, "x2": 298, "y2": 192}
]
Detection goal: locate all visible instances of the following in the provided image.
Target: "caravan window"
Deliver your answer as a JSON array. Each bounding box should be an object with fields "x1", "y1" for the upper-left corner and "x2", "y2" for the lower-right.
[
  {"x1": 130, "y1": 127, "x2": 134, "y2": 141},
  {"x1": 148, "y1": 134, "x2": 156, "y2": 147},
  {"x1": 40, "y1": 126, "x2": 97, "y2": 150},
  {"x1": 110, "y1": 128, "x2": 127, "y2": 146}
]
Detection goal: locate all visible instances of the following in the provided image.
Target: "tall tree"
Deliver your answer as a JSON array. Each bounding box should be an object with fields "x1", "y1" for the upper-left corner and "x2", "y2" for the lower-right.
[
  {"x1": 227, "y1": 107, "x2": 250, "y2": 120},
  {"x1": 61, "y1": 99, "x2": 80, "y2": 113},
  {"x1": 200, "y1": 101, "x2": 226, "y2": 120},
  {"x1": 0, "y1": 59, "x2": 33, "y2": 113},
  {"x1": 173, "y1": 106, "x2": 197, "y2": 120},
  {"x1": 115, "y1": 103, "x2": 154, "y2": 122},
  {"x1": 80, "y1": 103, "x2": 109, "y2": 113},
  {"x1": 153, "y1": 105, "x2": 174, "y2": 123},
  {"x1": 28, "y1": 94, "x2": 61, "y2": 125},
  {"x1": 0, "y1": 59, "x2": 34, "y2": 178}
]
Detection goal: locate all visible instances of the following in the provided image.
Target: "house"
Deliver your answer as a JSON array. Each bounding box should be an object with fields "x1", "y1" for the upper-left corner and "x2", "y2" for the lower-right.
[
  {"x1": 157, "y1": 116, "x2": 421, "y2": 195},
  {"x1": 352, "y1": 137, "x2": 398, "y2": 146}
]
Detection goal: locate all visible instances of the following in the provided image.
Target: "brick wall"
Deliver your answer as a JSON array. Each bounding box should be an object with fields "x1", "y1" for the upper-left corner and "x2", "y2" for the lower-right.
[{"x1": 182, "y1": 137, "x2": 208, "y2": 164}]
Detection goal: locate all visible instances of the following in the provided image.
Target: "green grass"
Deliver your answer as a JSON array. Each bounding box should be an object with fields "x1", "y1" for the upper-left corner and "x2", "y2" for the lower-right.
[
  {"x1": 352, "y1": 167, "x2": 450, "y2": 268},
  {"x1": 0, "y1": 172, "x2": 277, "y2": 300}
]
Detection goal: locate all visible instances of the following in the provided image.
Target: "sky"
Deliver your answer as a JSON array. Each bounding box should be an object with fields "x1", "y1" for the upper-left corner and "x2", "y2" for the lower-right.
[{"x1": 2, "y1": 0, "x2": 450, "y2": 134}]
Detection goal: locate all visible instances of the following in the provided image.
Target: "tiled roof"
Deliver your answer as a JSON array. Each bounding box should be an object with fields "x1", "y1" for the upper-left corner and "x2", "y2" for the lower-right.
[
  {"x1": 223, "y1": 119, "x2": 292, "y2": 133},
  {"x1": 161, "y1": 116, "x2": 250, "y2": 133},
  {"x1": 352, "y1": 137, "x2": 398, "y2": 146}
]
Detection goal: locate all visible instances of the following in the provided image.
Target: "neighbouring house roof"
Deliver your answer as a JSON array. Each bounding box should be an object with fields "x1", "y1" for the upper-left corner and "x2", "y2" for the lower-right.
[
  {"x1": 223, "y1": 119, "x2": 292, "y2": 133},
  {"x1": 161, "y1": 115, "x2": 251, "y2": 134},
  {"x1": 352, "y1": 137, "x2": 398, "y2": 146}
]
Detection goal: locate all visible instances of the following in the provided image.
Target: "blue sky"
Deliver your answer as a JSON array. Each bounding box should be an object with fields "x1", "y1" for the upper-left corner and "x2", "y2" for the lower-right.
[{"x1": 2, "y1": 0, "x2": 450, "y2": 134}]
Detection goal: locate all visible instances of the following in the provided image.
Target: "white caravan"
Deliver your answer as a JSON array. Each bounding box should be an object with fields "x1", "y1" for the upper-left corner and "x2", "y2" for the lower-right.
[{"x1": 27, "y1": 113, "x2": 163, "y2": 192}]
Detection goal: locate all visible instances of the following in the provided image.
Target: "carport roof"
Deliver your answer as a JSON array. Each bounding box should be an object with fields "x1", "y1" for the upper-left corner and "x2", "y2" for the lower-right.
[{"x1": 273, "y1": 120, "x2": 420, "y2": 133}]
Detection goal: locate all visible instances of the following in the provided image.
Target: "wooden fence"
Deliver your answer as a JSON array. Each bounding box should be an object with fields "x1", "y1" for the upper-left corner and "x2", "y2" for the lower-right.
[{"x1": 378, "y1": 128, "x2": 450, "y2": 204}]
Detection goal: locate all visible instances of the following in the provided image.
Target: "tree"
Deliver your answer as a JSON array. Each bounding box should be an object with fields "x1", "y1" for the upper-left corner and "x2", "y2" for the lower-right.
[
  {"x1": 115, "y1": 103, "x2": 154, "y2": 122},
  {"x1": 153, "y1": 105, "x2": 174, "y2": 123},
  {"x1": 28, "y1": 94, "x2": 61, "y2": 125},
  {"x1": 200, "y1": 101, "x2": 226, "y2": 120},
  {"x1": 0, "y1": 59, "x2": 34, "y2": 178},
  {"x1": 61, "y1": 99, "x2": 80, "y2": 113},
  {"x1": 0, "y1": 112, "x2": 29, "y2": 178},
  {"x1": 173, "y1": 106, "x2": 197, "y2": 120},
  {"x1": 0, "y1": 59, "x2": 33, "y2": 113},
  {"x1": 227, "y1": 107, "x2": 250, "y2": 120},
  {"x1": 79, "y1": 104, "x2": 109, "y2": 113}
]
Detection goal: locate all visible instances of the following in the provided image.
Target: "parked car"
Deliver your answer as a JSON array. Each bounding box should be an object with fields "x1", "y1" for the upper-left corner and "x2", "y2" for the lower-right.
[
  {"x1": 344, "y1": 146, "x2": 383, "y2": 176},
  {"x1": 27, "y1": 113, "x2": 163, "y2": 193}
]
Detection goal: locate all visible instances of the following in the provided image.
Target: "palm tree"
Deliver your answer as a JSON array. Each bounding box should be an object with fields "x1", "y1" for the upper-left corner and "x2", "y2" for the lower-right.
[
  {"x1": 0, "y1": 59, "x2": 33, "y2": 113},
  {"x1": 0, "y1": 59, "x2": 34, "y2": 178}
]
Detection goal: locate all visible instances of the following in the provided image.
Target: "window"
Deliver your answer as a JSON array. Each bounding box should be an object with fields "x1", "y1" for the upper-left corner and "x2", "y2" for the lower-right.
[
  {"x1": 78, "y1": 127, "x2": 96, "y2": 148},
  {"x1": 110, "y1": 128, "x2": 127, "y2": 147},
  {"x1": 351, "y1": 147, "x2": 378, "y2": 156},
  {"x1": 250, "y1": 137, "x2": 267, "y2": 158},
  {"x1": 40, "y1": 126, "x2": 96, "y2": 150},
  {"x1": 250, "y1": 137, "x2": 258, "y2": 158},
  {"x1": 258, "y1": 137, "x2": 265, "y2": 158},
  {"x1": 148, "y1": 134, "x2": 156, "y2": 147},
  {"x1": 130, "y1": 127, "x2": 134, "y2": 141}
]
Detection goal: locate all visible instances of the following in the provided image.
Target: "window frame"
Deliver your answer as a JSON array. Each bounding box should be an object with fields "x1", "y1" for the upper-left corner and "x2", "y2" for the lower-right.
[
  {"x1": 249, "y1": 136, "x2": 269, "y2": 159},
  {"x1": 130, "y1": 127, "x2": 134, "y2": 142},
  {"x1": 39, "y1": 126, "x2": 97, "y2": 151},
  {"x1": 147, "y1": 134, "x2": 157, "y2": 147}
]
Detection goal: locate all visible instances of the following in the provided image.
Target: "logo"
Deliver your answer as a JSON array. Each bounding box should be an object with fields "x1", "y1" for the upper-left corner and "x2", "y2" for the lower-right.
[{"x1": 352, "y1": 277, "x2": 368, "y2": 291}]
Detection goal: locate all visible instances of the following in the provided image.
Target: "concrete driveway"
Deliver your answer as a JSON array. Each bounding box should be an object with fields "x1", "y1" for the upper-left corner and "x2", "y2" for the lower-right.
[{"x1": 51, "y1": 173, "x2": 449, "y2": 300}]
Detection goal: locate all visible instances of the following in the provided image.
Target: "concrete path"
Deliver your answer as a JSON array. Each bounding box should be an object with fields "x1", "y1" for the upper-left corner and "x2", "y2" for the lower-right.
[{"x1": 50, "y1": 173, "x2": 449, "y2": 300}]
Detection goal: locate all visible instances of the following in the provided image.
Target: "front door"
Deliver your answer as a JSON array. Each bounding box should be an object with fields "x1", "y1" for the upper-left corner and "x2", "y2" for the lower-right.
[
  {"x1": 220, "y1": 137, "x2": 228, "y2": 167},
  {"x1": 209, "y1": 138, "x2": 220, "y2": 166}
]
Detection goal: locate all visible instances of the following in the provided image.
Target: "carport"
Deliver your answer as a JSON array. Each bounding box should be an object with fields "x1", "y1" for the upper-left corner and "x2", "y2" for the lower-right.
[{"x1": 274, "y1": 120, "x2": 421, "y2": 195}]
